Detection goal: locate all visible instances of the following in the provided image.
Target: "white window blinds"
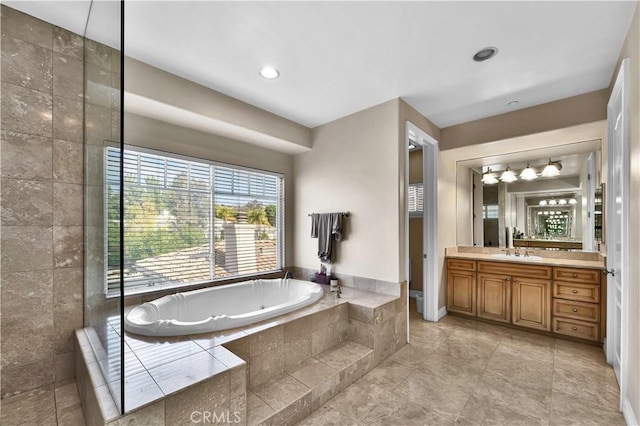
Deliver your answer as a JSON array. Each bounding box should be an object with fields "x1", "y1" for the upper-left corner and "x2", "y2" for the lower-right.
[
  {"x1": 408, "y1": 183, "x2": 424, "y2": 216},
  {"x1": 105, "y1": 147, "x2": 284, "y2": 295}
]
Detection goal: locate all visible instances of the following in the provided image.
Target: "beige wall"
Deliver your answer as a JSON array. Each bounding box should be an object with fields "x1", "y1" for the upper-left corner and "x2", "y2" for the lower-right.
[
  {"x1": 610, "y1": 2, "x2": 640, "y2": 420},
  {"x1": 293, "y1": 100, "x2": 401, "y2": 282},
  {"x1": 125, "y1": 113, "x2": 295, "y2": 267},
  {"x1": 1, "y1": 6, "x2": 84, "y2": 397},
  {"x1": 440, "y1": 89, "x2": 608, "y2": 151},
  {"x1": 125, "y1": 57, "x2": 312, "y2": 153}
]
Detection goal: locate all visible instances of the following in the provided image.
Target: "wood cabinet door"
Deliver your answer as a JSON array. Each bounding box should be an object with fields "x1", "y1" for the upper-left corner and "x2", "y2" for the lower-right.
[
  {"x1": 477, "y1": 273, "x2": 511, "y2": 323},
  {"x1": 447, "y1": 270, "x2": 476, "y2": 316},
  {"x1": 511, "y1": 277, "x2": 551, "y2": 331}
]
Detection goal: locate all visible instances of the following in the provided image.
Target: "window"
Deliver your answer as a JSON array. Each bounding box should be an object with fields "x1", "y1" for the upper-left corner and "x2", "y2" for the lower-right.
[
  {"x1": 106, "y1": 146, "x2": 284, "y2": 295},
  {"x1": 483, "y1": 205, "x2": 499, "y2": 219},
  {"x1": 408, "y1": 183, "x2": 423, "y2": 216}
]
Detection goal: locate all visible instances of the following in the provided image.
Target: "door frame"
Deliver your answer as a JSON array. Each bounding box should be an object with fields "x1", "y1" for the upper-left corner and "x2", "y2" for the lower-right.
[
  {"x1": 605, "y1": 58, "x2": 629, "y2": 415},
  {"x1": 405, "y1": 121, "x2": 439, "y2": 321}
]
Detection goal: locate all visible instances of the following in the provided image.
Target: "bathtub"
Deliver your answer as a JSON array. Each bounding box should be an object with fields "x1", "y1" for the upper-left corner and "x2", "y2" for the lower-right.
[{"x1": 124, "y1": 278, "x2": 324, "y2": 337}]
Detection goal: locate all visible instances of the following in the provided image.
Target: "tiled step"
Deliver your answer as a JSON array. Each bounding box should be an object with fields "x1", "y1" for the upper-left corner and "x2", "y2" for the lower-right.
[{"x1": 247, "y1": 341, "x2": 373, "y2": 426}]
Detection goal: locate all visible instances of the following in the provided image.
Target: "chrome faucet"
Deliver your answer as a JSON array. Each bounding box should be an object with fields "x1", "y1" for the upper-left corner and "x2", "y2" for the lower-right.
[
  {"x1": 335, "y1": 287, "x2": 342, "y2": 299},
  {"x1": 284, "y1": 270, "x2": 293, "y2": 280},
  {"x1": 502, "y1": 249, "x2": 511, "y2": 256},
  {"x1": 524, "y1": 250, "x2": 530, "y2": 258},
  {"x1": 514, "y1": 248, "x2": 521, "y2": 257}
]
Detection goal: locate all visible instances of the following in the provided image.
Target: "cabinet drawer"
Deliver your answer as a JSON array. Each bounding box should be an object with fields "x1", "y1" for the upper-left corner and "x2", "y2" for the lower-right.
[
  {"x1": 553, "y1": 317, "x2": 600, "y2": 342},
  {"x1": 552, "y1": 299, "x2": 600, "y2": 323},
  {"x1": 447, "y1": 258, "x2": 476, "y2": 272},
  {"x1": 478, "y1": 261, "x2": 552, "y2": 280},
  {"x1": 553, "y1": 267, "x2": 601, "y2": 285},
  {"x1": 553, "y1": 282, "x2": 600, "y2": 303}
]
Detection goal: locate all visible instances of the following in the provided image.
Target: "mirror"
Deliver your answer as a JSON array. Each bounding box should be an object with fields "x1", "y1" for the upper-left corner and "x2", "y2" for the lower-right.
[{"x1": 456, "y1": 141, "x2": 604, "y2": 251}]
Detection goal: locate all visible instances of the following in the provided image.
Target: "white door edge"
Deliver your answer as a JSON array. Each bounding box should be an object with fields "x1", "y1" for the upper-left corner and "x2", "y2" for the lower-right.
[{"x1": 405, "y1": 121, "x2": 439, "y2": 322}]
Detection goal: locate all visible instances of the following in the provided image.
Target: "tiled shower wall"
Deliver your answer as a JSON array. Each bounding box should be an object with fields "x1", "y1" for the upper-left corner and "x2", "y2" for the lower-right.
[{"x1": 0, "y1": 6, "x2": 84, "y2": 397}]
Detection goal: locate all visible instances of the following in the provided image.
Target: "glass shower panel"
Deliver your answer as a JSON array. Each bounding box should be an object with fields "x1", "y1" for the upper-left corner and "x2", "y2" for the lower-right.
[{"x1": 84, "y1": 0, "x2": 124, "y2": 413}]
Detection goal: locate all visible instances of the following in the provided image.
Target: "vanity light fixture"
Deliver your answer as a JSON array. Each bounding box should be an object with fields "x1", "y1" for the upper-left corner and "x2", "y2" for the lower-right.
[
  {"x1": 541, "y1": 158, "x2": 562, "y2": 177},
  {"x1": 408, "y1": 143, "x2": 417, "y2": 150},
  {"x1": 558, "y1": 199, "x2": 567, "y2": 205},
  {"x1": 499, "y1": 165, "x2": 518, "y2": 183},
  {"x1": 548, "y1": 199, "x2": 557, "y2": 205},
  {"x1": 569, "y1": 198, "x2": 577, "y2": 205},
  {"x1": 481, "y1": 168, "x2": 499, "y2": 184},
  {"x1": 259, "y1": 66, "x2": 280, "y2": 79},
  {"x1": 519, "y1": 163, "x2": 538, "y2": 180},
  {"x1": 539, "y1": 200, "x2": 547, "y2": 206}
]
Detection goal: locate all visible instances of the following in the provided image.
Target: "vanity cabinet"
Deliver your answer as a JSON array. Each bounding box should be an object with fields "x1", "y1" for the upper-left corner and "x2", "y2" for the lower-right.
[
  {"x1": 511, "y1": 276, "x2": 552, "y2": 331},
  {"x1": 551, "y1": 267, "x2": 603, "y2": 342},
  {"x1": 477, "y1": 261, "x2": 552, "y2": 331},
  {"x1": 446, "y1": 257, "x2": 603, "y2": 343},
  {"x1": 447, "y1": 268, "x2": 476, "y2": 316},
  {"x1": 476, "y1": 273, "x2": 511, "y2": 323},
  {"x1": 447, "y1": 259, "x2": 477, "y2": 316}
]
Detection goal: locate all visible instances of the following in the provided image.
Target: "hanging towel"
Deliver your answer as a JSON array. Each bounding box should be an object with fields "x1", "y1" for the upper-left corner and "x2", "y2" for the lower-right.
[{"x1": 311, "y1": 213, "x2": 343, "y2": 263}]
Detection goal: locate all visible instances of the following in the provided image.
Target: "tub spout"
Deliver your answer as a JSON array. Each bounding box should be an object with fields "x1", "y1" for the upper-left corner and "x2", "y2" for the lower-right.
[{"x1": 284, "y1": 270, "x2": 293, "y2": 280}]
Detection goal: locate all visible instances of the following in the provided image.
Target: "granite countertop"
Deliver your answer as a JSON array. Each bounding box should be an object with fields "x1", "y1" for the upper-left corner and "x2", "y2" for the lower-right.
[{"x1": 446, "y1": 251, "x2": 605, "y2": 270}]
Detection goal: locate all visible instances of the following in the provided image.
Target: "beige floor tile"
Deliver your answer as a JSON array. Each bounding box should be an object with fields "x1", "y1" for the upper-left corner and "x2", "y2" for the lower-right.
[
  {"x1": 394, "y1": 369, "x2": 474, "y2": 416},
  {"x1": 355, "y1": 359, "x2": 415, "y2": 391},
  {"x1": 432, "y1": 333, "x2": 499, "y2": 361},
  {"x1": 550, "y1": 389, "x2": 625, "y2": 426},
  {"x1": 324, "y1": 381, "x2": 400, "y2": 422},
  {"x1": 460, "y1": 371, "x2": 551, "y2": 424},
  {"x1": 296, "y1": 405, "x2": 359, "y2": 426},
  {"x1": 361, "y1": 399, "x2": 456, "y2": 426},
  {"x1": 54, "y1": 379, "x2": 82, "y2": 411},
  {"x1": 0, "y1": 384, "x2": 57, "y2": 425}
]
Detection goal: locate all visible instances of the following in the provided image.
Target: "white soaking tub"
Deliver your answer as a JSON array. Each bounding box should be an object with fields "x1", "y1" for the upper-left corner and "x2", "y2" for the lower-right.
[{"x1": 124, "y1": 278, "x2": 323, "y2": 337}]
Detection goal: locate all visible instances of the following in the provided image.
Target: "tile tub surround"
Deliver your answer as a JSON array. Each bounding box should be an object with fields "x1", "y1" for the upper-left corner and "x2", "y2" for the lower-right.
[
  {"x1": 75, "y1": 284, "x2": 407, "y2": 425},
  {"x1": 0, "y1": 5, "x2": 84, "y2": 398}
]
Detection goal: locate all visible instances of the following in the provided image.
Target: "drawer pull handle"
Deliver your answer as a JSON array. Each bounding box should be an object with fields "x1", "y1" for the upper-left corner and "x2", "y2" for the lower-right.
[
  {"x1": 572, "y1": 273, "x2": 578, "y2": 278},
  {"x1": 572, "y1": 308, "x2": 578, "y2": 312},
  {"x1": 572, "y1": 326, "x2": 578, "y2": 331},
  {"x1": 572, "y1": 290, "x2": 578, "y2": 294}
]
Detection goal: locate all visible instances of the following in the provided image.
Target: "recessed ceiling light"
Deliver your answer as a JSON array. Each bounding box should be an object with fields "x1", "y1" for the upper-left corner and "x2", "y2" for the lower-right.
[
  {"x1": 473, "y1": 47, "x2": 498, "y2": 62},
  {"x1": 508, "y1": 100, "x2": 519, "y2": 107},
  {"x1": 259, "y1": 66, "x2": 280, "y2": 79}
]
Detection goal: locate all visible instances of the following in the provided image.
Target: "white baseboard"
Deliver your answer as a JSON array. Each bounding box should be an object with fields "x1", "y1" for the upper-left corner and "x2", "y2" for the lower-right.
[
  {"x1": 409, "y1": 290, "x2": 422, "y2": 298},
  {"x1": 623, "y1": 395, "x2": 639, "y2": 426},
  {"x1": 438, "y1": 306, "x2": 447, "y2": 320}
]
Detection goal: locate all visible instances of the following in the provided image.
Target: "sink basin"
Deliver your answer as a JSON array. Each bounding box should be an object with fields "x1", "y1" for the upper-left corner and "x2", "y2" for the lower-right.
[{"x1": 490, "y1": 254, "x2": 543, "y2": 262}]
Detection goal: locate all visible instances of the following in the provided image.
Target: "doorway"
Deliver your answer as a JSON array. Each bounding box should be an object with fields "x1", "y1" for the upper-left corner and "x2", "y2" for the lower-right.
[
  {"x1": 606, "y1": 58, "x2": 629, "y2": 414},
  {"x1": 405, "y1": 122, "x2": 438, "y2": 321}
]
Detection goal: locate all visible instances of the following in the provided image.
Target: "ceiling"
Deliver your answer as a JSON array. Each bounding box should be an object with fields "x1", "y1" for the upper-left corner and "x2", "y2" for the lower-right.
[{"x1": 6, "y1": 1, "x2": 637, "y2": 129}]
